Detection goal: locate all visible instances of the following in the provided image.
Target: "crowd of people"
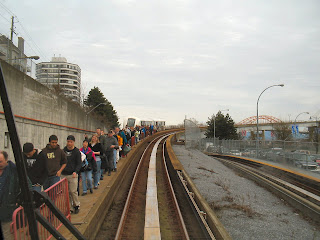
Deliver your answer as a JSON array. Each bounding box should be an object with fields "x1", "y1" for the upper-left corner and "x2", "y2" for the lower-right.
[{"x1": 0, "y1": 124, "x2": 157, "y2": 239}]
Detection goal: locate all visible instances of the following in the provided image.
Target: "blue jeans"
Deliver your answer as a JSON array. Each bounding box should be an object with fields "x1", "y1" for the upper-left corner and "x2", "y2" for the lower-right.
[
  {"x1": 94, "y1": 160, "x2": 101, "y2": 187},
  {"x1": 81, "y1": 170, "x2": 93, "y2": 193},
  {"x1": 43, "y1": 176, "x2": 61, "y2": 190},
  {"x1": 113, "y1": 149, "x2": 117, "y2": 169},
  {"x1": 32, "y1": 185, "x2": 42, "y2": 192}
]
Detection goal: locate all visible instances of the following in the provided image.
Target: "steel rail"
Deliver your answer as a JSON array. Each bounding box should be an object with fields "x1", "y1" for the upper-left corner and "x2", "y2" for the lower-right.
[
  {"x1": 217, "y1": 154, "x2": 320, "y2": 196},
  {"x1": 228, "y1": 161, "x2": 320, "y2": 206},
  {"x1": 176, "y1": 170, "x2": 216, "y2": 239},
  {"x1": 216, "y1": 157, "x2": 320, "y2": 224},
  {"x1": 114, "y1": 135, "x2": 164, "y2": 239},
  {"x1": 115, "y1": 132, "x2": 220, "y2": 239},
  {"x1": 162, "y1": 138, "x2": 190, "y2": 240}
]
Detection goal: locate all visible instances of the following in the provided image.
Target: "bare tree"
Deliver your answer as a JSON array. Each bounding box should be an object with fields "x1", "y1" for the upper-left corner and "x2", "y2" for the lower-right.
[{"x1": 273, "y1": 122, "x2": 292, "y2": 140}]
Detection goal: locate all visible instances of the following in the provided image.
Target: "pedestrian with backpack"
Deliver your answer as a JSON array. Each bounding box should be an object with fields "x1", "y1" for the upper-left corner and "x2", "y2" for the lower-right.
[{"x1": 80, "y1": 140, "x2": 97, "y2": 195}]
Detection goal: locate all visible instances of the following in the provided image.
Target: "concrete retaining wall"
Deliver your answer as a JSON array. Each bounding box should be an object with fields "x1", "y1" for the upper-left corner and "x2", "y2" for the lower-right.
[{"x1": 0, "y1": 60, "x2": 108, "y2": 160}]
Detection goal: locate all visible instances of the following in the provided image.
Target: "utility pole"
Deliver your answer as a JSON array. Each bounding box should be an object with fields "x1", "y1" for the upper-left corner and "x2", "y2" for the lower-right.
[
  {"x1": 8, "y1": 16, "x2": 15, "y2": 64},
  {"x1": 10, "y1": 16, "x2": 14, "y2": 42}
]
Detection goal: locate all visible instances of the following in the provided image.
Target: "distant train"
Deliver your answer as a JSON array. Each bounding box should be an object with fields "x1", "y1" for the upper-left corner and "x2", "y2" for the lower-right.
[{"x1": 123, "y1": 116, "x2": 166, "y2": 130}]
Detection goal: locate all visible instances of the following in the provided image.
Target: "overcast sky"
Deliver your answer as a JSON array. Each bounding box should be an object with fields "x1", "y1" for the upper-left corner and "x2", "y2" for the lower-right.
[{"x1": 1, "y1": 0, "x2": 320, "y2": 125}]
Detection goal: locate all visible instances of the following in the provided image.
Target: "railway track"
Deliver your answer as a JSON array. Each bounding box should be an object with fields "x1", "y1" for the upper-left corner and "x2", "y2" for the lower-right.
[
  {"x1": 212, "y1": 155, "x2": 320, "y2": 224},
  {"x1": 96, "y1": 132, "x2": 218, "y2": 239},
  {"x1": 114, "y1": 133, "x2": 214, "y2": 239}
]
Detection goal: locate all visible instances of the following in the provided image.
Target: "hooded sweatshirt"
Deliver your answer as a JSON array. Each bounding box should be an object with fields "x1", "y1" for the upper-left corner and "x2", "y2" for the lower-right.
[
  {"x1": 24, "y1": 149, "x2": 48, "y2": 185},
  {"x1": 42, "y1": 144, "x2": 67, "y2": 177},
  {"x1": 62, "y1": 146, "x2": 82, "y2": 175}
]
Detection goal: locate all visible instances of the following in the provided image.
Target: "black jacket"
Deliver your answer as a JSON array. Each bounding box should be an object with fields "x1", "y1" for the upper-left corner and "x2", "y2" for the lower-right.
[
  {"x1": 62, "y1": 146, "x2": 82, "y2": 175},
  {"x1": 89, "y1": 143, "x2": 102, "y2": 156},
  {"x1": 24, "y1": 149, "x2": 48, "y2": 185}
]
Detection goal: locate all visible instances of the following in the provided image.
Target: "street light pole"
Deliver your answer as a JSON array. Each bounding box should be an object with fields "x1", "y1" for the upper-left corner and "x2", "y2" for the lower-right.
[
  {"x1": 310, "y1": 115, "x2": 319, "y2": 154},
  {"x1": 86, "y1": 102, "x2": 107, "y2": 131},
  {"x1": 7, "y1": 55, "x2": 40, "y2": 61},
  {"x1": 86, "y1": 102, "x2": 107, "y2": 115},
  {"x1": 256, "y1": 84, "x2": 284, "y2": 158},
  {"x1": 294, "y1": 112, "x2": 309, "y2": 138}
]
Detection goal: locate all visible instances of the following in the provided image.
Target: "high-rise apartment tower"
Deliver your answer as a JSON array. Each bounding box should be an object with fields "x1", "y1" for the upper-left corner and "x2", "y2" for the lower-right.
[{"x1": 36, "y1": 57, "x2": 81, "y2": 102}]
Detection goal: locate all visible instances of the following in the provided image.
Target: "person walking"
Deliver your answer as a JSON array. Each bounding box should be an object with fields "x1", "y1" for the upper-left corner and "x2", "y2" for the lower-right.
[
  {"x1": 89, "y1": 135, "x2": 102, "y2": 188},
  {"x1": 80, "y1": 140, "x2": 97, "y2": 195},
  {"x1": 134, "y1": 128, "x2": 140, "y2": 145},
  {"x1": 23, "y1": 143, "x2": 48, "y2": 192},
  {"x1": 114, "y1": 127, "x2": 122, "y2": 163},
  {"x1": 0, "y1": 151, "x2": 21, "y2": 240},
  {"x1": 96, "y1": 127, "x2": 107, "y2": 174},
  {"x1": 62, "y1": 135, "x2": 82, "y2": 214},
  {"x1": 42, "y1": 135, "x2": 67, "y2": 190},
  {"x1": 112, "y1": 130, "x2": 119, "y2": 172},
  {"x1": 119, "y1": 129, "x2": 127, "y2": 157},
  {"x1": 104, "y1": 130, "x2": 119, "y2": 176}
]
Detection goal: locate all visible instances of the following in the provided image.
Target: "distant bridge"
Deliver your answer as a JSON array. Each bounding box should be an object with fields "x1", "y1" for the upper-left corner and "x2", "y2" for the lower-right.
[
  {"x1": 237, "y1": 115, "x2": 282, "y2": 125},
  {"x1": 235, "y1": 115, "x2": 318, "y2": 138}
]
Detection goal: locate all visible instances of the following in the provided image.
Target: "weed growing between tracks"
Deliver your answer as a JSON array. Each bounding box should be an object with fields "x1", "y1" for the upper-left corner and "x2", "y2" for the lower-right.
[
  {"x1": 197, "y1": 166, "x2": 216, "y2": 174},
  {"x1": 214, "y1": 178, "x2": 231, "y2": 193},
  {"x1": 209, "y1": 201, "x2": 260, "y2": 218}
]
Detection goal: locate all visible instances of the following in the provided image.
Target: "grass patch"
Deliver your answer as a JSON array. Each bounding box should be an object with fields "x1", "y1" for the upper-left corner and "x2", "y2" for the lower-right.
[
  {"x1": 198, "y1": 166, "x2": 216, "y2": 174},
  {"x1": 210, "y1": 201, "x2": 259, "y2": 218},
  {"x1": 214, "y1": 178, "x2": 230, "y2": 193}
]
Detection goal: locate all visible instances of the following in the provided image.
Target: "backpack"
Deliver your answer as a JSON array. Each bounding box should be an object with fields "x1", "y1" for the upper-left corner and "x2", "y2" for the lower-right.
[{"x1": 80, "y1": 151, "x2": 90, "y2": 171}]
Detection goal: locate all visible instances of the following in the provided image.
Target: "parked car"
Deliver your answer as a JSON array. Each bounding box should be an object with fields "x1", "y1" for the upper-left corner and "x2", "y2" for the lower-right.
[
  {"x1": 294, "y1": 153, "x2": 318, "y2": 170},
  {"x1": 293, "y1": 150, "x2": 311, "y2": 155},
  {"x1": 295, "y1": 160, "x2": 318, "y2": 170},
  {"x1": 230, "y1": 150, "x2": 241, "y2": 156},
  {"x1": 310, "y1": 154, "x2": 320, "y2": 162},
  {"x1": 265, "y1": 148, "x2": 285, "y2": 161},
  {"x1": 206, "y1": 145, "x2": 216, "y2": 152},
  {"x1": 310, "y1": 154, "x2": 320, "y2": 167},
  {"x1": 242, "y1": 149, "x2": 256, "y2": 157}
]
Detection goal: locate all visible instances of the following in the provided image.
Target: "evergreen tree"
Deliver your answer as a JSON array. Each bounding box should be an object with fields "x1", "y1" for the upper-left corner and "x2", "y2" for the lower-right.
[
  {"x1": 85, "y1": 87, "x2": 119, "y2": 128},
  {"x1": 205, "y1": 111, "x2": 238, "y2": 140}
]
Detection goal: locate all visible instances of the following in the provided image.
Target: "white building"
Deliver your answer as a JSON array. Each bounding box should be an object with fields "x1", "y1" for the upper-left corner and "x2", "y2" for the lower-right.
[{"x1": 36, "y1": 57, "x2": 81, "y2": 102}]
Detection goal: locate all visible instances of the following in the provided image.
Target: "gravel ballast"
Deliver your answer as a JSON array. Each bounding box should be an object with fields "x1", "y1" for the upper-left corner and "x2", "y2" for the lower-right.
[{"x1": 172, "y1": 145, "x2": 320, "y2": 240}]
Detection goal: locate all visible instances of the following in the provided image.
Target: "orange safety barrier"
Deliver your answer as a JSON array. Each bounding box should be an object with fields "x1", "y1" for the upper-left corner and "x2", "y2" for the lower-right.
[{"x1": 10, "y1": 178, "x2": 70, "y2": 240}]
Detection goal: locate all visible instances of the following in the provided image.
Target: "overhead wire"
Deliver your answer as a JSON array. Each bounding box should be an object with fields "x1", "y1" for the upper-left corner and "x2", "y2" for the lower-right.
[
  {"x1": 0, "y1": 11, "x2": 11, "y2": 24},
  {"x1": 0, "y1": 1, "x2": 15, "y2": 16},
  {"x1": 0, "y1": 1, "x2": 49, "y2": 61},
  {"x1": 0, "y1": 3, "x2": 12, "y2": 35},
  {"x1": 15, "y1": 17, "x2": 49, "y2": 61}
]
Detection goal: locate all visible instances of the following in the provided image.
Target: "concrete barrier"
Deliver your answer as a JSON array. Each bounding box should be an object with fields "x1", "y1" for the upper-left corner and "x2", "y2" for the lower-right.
[
  {"x1": 0, "y1": 60, "x2": 108, "y2": 160},
  {"x1": 167, "y1": 134, "x2": 232, "y2": 240}
]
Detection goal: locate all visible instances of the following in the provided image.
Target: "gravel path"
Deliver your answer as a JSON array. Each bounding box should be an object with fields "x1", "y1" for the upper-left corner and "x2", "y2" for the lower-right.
[{"x1": 173, "y1": 145, "x2": 320, "y2": 240}]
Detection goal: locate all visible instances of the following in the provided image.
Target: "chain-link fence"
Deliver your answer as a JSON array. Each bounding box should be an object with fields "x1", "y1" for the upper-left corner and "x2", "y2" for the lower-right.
[
  {"x1": 202, "y1": 138, "x2": 320, "y2": 171},
  {"x1": 184, "y1": 119, "x2": 201, "y2": 149}
]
